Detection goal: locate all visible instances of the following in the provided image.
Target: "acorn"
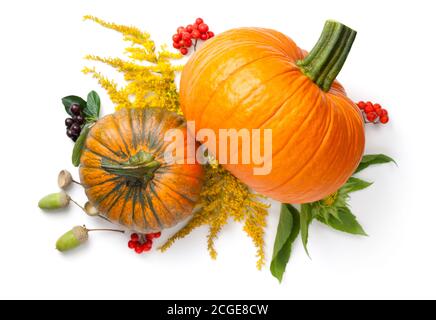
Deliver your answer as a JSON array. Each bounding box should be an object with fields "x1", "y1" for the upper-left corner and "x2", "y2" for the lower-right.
[
  {"x1": 56, "y1": 226, "x2": 125, "y2": 252},
  {"x1": 56, "y1": 226, "x2": 88, "y2": 252},
  {"x1": 38, "y1": 191, "x2": 70, "y2": 210}
]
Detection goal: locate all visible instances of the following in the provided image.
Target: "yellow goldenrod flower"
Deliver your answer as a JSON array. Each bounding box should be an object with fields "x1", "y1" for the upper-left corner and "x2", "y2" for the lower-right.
[{"x1": 83, "y1": 16, "x2": 182, "y2": 113}]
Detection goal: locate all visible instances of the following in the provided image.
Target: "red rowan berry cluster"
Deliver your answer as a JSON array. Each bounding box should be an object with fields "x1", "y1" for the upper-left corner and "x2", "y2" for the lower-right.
[
  {"x1": 357, "y1": 101, "x2": 389, "y2": 124},
  {"x1": 172, "y1": 18, "x2": 214, "y2": 55},
  {"x1": 127, "y1": 232, "x2": 161, "y2": 254}
]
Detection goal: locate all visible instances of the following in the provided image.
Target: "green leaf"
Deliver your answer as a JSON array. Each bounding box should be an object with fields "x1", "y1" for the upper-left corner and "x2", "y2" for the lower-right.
[
  {"x1": 270, "y1": 204, "x2": 300, "y2": 283},
  {"x1": 341, "y1": 177, "x2": 373, "y2": 194},
  {"x1": 84, "y1": 91, "x2": 101, "y2": 121},
  {"x1": 354, "y1": 154, "x2": 396, "y2": 174},
  {"x1": 72, "y1": 123, "x2": 92, "y2": 167},
  {"x1": 300, "y1": 204, "x2": 314, "y2": 257},
  {"x1": 317, "y1": 206, "x2": 367, "y2": 236},
  {"x1": 62, "y1": 96, "x2": 86, "y2": 116}
]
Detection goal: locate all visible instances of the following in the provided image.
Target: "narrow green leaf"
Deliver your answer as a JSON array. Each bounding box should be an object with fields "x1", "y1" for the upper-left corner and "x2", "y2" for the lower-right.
[
  {"x1": 270, "y1": 204, "x2": 300, "y2": 282},
  {"x1": 354, "y1": 154, "x2": 396, "y2": 174},
  {"x1": 84, "y1": 91, "x2": 101, "y2": 121},
  {"x1": 62, "y1": 96, "x2": 86, "y2": 116},
  {"x1": 318, "y1": 206, "x2": 367, "y2": 236},
  {"x1": 341, "y1": 177, "x2": 373, "y2": 193},
  {"x1": 300, "y1": 204, "x2": 313, "y2": 257},
  {"x1": 72, "y1": 124, "x2": 92, "y2": 167}
]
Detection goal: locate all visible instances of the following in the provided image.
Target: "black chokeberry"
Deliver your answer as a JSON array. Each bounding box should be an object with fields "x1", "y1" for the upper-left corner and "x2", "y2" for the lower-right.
[
  {"x1": 65, "y1": 118, "x2": 74, "y2": 128},
  {"x1": 70, "y1": 104, "x2": 81, "y2": 116},
  {"x1": 74, "y1": 114, "x2": 85, "y2": 125},
  {"x1": 70, "y1": 123, "x2": 81, "y2": 134},
  {"x1": 66, "y1": 129, "x2": 74, "y2": 138}
]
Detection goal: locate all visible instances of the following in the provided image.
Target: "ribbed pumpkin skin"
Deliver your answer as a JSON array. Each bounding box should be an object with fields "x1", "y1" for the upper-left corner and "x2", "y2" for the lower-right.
[
  {"x1": 180, "y1": 28, "x2": 365, "y2": 203},
  {"x1": 79, "y1": 108, "x2": 204, "y2": 232}
]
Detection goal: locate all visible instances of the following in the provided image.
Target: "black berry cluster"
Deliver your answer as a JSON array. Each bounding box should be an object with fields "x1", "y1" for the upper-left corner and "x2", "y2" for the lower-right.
[{"x1": 65, "y1": 104, "x2": 85, "y2": 141}]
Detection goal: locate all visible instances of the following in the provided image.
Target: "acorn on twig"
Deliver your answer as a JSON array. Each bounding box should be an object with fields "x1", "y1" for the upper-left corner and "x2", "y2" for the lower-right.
[
  {"x1": 38, "y1": 191, "x2": 70, "y2": 210},
  {"x1": 56, "y1": 226, "x2": 88, "y2": 252},
  {"x1": 56, "y1": 225, "x2": 125, "y2": 252},
  {"x1": 39, "y1": 191, "x2": 86, "y2": 212}
]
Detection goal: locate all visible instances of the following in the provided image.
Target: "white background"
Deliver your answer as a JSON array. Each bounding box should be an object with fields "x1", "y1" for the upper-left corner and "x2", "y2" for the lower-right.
[{"x1": 0, "y1": 0, "x2": 435, "y2": 300}]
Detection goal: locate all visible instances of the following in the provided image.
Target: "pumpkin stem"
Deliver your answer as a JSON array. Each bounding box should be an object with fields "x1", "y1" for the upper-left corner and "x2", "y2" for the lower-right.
[
  {"x1": 297, "y1": 20, "x2": 356, "y2": 92},
  {"x1": 101, "y1": 151, "x2": 161, "y2": 184}
]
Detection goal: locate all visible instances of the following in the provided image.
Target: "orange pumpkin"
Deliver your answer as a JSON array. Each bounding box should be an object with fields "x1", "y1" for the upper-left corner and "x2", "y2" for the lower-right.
[
  {"x1": 180, "y1": 20, "x2": 365, "y2": 203},
  {"x1": 79, "y1": 107, "x2": 204, "y2": 232}
]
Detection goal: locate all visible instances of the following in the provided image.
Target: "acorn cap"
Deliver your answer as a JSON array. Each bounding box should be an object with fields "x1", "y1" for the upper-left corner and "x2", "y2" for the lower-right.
[
  {"x1": 84, "y1": 202, "x2": 99, "y2": 216},
  {"x1": 58, "y1": 170, "x2": 73, "y2": 189},
  {"x1": 72, "y1": 226, "x2": 89, "y2": 243}
]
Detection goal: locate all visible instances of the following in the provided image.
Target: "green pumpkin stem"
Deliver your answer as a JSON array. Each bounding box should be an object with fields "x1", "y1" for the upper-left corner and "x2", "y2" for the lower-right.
[
  {"x1": 297, "y1": 20, "x2": 357, "y2": 92},
  {"x1": 101, "y1": 150, "x2": 161, "y2": 183}
]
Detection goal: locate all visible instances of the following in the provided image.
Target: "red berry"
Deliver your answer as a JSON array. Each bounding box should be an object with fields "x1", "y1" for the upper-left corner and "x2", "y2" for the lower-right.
[
  {"x1": 183, "y1": 38, "x2": 193, "y2": 47},
  {"x1": 177, "y1": 26, "x2": 185, "y2": 34},
  {"x1": 198, "y1": 23, "x2": 209, "y2": 33},
  {"x1": 195, "y1": 18, "x2": 204, "y2": 25},
  {"x1": 373, "y1": 103, "x2": 382, "y2": 110},
  {"x1": 146, "y1": 233, "x2": 154, "y2": 241},
  {"x1": 180, "y1": 39, "x2": 192, "y2": 47},
  {"x1": 357, "y1": 101, "x2": 366, "y2": 109},
  {"x1": 380, "y1": 109, "x2": 388, "y2": 116},
  {"x1": 135, "y1": 246, "x2": 144, "y2": 254},
  {"x1": 173, "y1": 41, "x2": 182, "y2": 49},
  {"x1": 192, "y1": 23, "x2": 199, "y2": 30},
  {"x1": 186, "y1": 24, "x2": 194, "y2": 33},
  {"x1": 153, "y1": 232, "x2": 161, "y2": 239},
  {"x1": 207, "y1": 31, "x2": 215, "y2": 38},
  {"x1": 364, "y1": 105, "x2": 374, "y2": 113},
  {"x1": 172, "y1": 34, "x2": 182, "y2": 42},
  {"x1": 142, "y1": 241, "x2": 152, "y2": 252},
  {"x1": 200, "y1": 33, "x2": 208, "y2": 41},
  {"x1": 191, "y1": 29, "x2": 201, "y2": 39},
  {"x1": 375, "y1": 108, "x2": 384, "y2": 116},
  {"x1": 128, "y1": 240, "x2": 136, "y2": 249},
  {"x1": 380, "y1": 116, "x2": 389, "y2": 124},
  {"x1": 366, "y1": 101, "x2": 373, "y2": 107},
  {"x1": 182, "y1": 32, "x2": 192, "y2": 40},
  {"x1": 142, "y1": 241, "x2": 153, "y2": 252},
  {"x1": 366, "y1": 112, "x2": 377, "y2": 122},
  {"x1": 130, "y1": 233, "x2": 139, "y2": 241},
  {"x1": 180, "y1": 47, "x2": 188, "y2": 55}
]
